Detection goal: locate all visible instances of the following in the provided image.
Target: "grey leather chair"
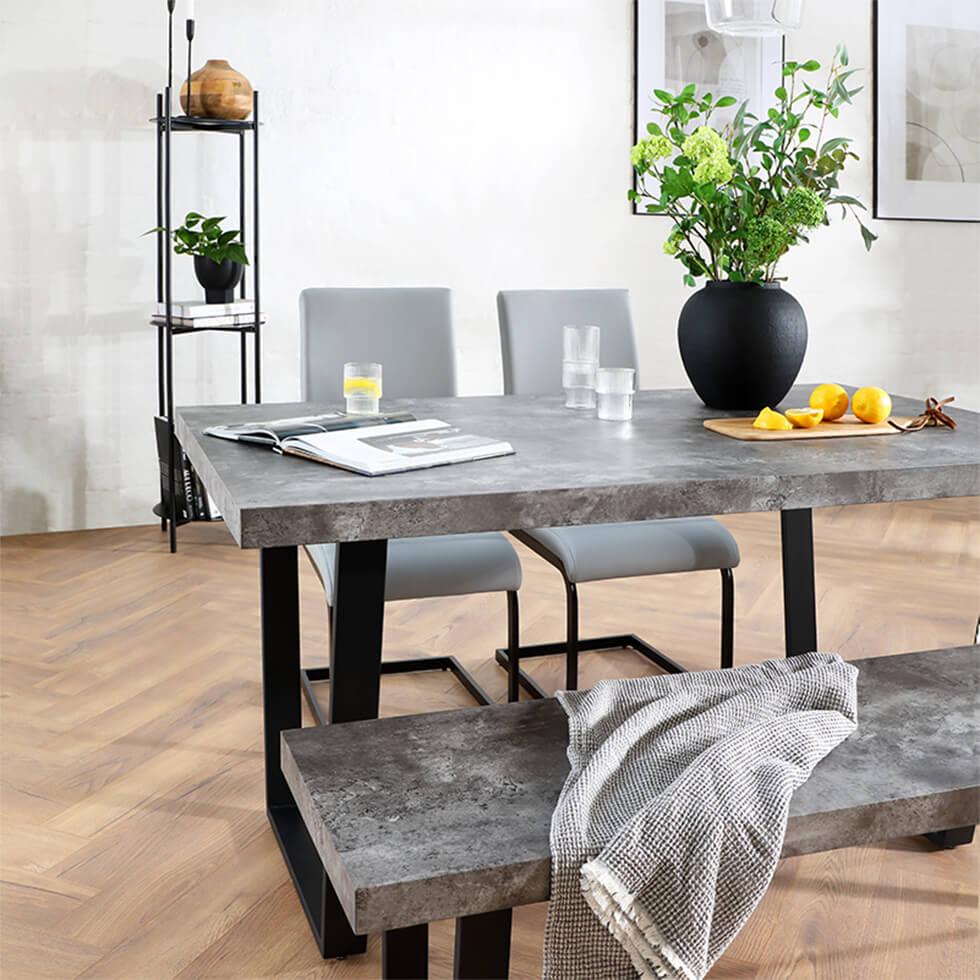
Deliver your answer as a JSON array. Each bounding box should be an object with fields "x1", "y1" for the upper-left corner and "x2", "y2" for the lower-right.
[
  {"x1": 299, "y1": 287, "x2": 522, "y2": 721},
  {"x1": 496, "y1": 288, "x2": 739, "y2": 701}
]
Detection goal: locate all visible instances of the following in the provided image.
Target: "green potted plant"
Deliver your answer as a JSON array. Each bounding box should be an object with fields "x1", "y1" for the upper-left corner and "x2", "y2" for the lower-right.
[
  {"x1": 157, "y1": 212, "x2": 249, "y2": 304},
  {"x1": 630, "y1": 46, "x2": 875, "y2": 409}
]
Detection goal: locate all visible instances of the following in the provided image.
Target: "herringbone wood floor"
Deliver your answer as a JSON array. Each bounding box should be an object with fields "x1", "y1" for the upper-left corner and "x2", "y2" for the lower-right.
[{"x1": 1, "y1": 499, "x2": 978, "y2": 979}]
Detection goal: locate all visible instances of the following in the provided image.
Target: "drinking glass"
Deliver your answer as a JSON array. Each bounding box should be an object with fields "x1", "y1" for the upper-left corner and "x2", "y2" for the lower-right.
[
  {"x1": 343, "y1": 362, "x2": 383, "y2": 415},
  {"x1": 562, "y1": 325, "x2": 600, "y2": 409},
  {"x1": 596, "y1": 368, "x2": 636, "y2": 421}
]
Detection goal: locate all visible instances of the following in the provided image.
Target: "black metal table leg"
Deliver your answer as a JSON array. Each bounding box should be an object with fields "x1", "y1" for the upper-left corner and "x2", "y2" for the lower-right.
[
  {"x1": 780, "y1": 508, "x2": 818, "y2": 657},
  {"x1": 329, "y1": 539, "x2": 389, "y2": 724},
  {"x1": 383, "y1": 924, "x2": 429, "y2": 979},
  {"x1": 453, "y1": 908, "x2": 512, "y2": 980},
  {"x1": 261, "y1": 546, "x2": 366, "y2": 958}
]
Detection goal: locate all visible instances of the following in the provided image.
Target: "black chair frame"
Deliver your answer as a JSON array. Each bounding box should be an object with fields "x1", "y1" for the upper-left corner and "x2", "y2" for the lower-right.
[
  {"x1": 301, "y1": 549, "x2": 521, "y2": 724},
  {"x1": 495, "y1": 529, "x2": 735, "y2": 702}
]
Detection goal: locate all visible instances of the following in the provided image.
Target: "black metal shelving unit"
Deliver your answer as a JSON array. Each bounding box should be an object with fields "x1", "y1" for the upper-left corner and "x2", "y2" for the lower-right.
[{"x1": 153, "y1": 88, "x2": 262, "y2": 552}]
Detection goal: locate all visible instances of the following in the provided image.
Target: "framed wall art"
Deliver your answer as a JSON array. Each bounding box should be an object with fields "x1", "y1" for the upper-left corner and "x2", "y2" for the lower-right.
[
  {"x1": 633, "y1": 0, "x2": 784, "y2": 215},
  {"x1": 873, "y1": 0, "x2": 980, "y2": 222}
]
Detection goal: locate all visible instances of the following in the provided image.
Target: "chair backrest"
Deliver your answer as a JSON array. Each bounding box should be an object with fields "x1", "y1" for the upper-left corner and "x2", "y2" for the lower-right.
[
  {"x1": 299, "y1": 287, "x2": 457, "y2": 401},
  {"x1": 496, "y1": 289, "x2": 639, "y2": 395}
]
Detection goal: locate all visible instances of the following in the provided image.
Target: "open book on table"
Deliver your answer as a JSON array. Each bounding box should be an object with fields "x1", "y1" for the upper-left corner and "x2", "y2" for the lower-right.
[
  {"x1": 205, "y1": 411, "x2": 414, "y2": 446},
  {"x1": 277, "y1": 418, "x2": 515, "y2": 476}
]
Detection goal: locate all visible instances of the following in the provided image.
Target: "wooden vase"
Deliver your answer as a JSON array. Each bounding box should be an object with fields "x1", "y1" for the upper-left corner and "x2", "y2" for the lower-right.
[{"x1": 180, "y1": 59, "x2": 253, "y2": 120}]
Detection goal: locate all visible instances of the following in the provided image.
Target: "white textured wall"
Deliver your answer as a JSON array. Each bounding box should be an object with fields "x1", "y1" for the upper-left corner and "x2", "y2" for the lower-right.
[{"x1": 2, "y1": 0, "x2": 978, "y2": 535}]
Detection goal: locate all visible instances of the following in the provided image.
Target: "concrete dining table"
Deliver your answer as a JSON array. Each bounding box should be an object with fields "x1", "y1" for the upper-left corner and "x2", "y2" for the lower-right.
[{"x1": 176, "y1": 385, "x2": 980, "y2": 958}]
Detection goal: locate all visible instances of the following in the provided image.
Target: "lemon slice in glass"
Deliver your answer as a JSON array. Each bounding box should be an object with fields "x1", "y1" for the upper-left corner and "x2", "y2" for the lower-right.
[{"x1": 343, "y1": 377, "x2": 382, "y2": 398}]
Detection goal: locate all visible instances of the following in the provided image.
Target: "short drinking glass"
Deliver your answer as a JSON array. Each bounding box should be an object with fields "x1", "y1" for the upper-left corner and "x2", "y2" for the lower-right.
[
  {"x1": 562, "y1": 325, "x2": 600, "y2": 409},
  {"x1": 596, "y1": 368, "x2": 636, "y2": 421},
  {"x1": 343, "y1": 362, "x2": 383, "y2": 415}
]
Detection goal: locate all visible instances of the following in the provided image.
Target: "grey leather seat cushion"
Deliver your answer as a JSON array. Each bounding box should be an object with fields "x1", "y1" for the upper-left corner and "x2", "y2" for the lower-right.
[
  {"x1": 306, "y1": 532, "x2": 523, "y2": 604},
  {"x1": 527, "y1": 518, "x2": 739, "y2": 584}
]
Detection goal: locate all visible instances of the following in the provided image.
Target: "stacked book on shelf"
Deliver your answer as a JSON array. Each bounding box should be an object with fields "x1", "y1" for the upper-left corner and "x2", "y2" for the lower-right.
[
  {"x1": 154, "y1": 417, "x2": 222, "y2": 524},
  {"x1": 151, "y1": 299, "x2": 264, "y2": 330}
]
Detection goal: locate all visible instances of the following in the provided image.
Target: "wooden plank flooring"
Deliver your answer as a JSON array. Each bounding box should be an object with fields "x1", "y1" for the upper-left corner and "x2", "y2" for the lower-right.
[{"x1": 1, "y1": 499, "x2": 978, "y2": 979}]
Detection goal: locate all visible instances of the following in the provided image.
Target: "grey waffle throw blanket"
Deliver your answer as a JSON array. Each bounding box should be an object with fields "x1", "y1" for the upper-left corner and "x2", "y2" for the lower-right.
[{"x1": 544, "y1": 653, "x2": 858, "y2": 980}]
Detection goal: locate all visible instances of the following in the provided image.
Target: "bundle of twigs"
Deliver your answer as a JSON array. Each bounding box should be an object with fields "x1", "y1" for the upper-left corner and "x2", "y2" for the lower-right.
[{"x1": 888, "y1": 396, "x2": 957, "y2": 433}]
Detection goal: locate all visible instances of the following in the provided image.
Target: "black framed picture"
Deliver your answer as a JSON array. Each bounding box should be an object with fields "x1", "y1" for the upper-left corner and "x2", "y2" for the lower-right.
[
  {"x1": 633, "y1": 0, "x2": 784, "y2": 215},
  {"x1": 873, "y1": 0, "x2": 980, "y2": 222}
]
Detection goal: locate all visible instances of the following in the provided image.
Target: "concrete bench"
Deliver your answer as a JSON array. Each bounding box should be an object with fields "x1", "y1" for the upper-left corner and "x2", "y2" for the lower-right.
[{"x1": 281, "y1": 647, "x2": 978, "y2": 979}]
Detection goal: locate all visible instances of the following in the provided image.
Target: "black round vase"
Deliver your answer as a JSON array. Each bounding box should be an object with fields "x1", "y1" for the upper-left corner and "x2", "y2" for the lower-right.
[
  {"x1": 194, "y1": 256, "x2": 244, "y2": 304},
  {"x1": 677, "y1": 282, "x2": 807, "y2": 410}
]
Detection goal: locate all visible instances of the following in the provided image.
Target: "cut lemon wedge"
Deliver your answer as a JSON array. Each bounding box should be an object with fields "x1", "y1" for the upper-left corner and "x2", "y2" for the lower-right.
[
  {"x1": 785, "y1": 407, "x2": 824, "y2": 429},
  {"x1": 752, "y1": 407, "x2": 793, "y2": 431}
]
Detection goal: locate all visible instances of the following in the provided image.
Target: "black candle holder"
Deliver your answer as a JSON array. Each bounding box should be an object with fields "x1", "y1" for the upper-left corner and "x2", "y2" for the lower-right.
[
  {"x1": 166, "y1": 0, "x2": 176, "y2": 97},
  {"x1": 184, "y1": 18, "x2": 196, "y2": 116}
]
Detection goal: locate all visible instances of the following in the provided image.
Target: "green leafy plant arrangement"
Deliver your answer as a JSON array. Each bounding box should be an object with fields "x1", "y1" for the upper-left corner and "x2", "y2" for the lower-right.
[
  {"x1": 629, "y1": 45, "x2": 876, "y2": 286},
  {"x1": 151, "y1": 212, "x2": 249, "y2": 266}
]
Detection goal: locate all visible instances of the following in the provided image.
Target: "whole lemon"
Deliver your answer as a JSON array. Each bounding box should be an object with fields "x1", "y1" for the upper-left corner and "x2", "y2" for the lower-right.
[
  {"x1": 852, "y1": 386, "x2": 892, "y2": 424},
  {"x1": 809, "y1": 383, "x2": 849, "y2": 421}
]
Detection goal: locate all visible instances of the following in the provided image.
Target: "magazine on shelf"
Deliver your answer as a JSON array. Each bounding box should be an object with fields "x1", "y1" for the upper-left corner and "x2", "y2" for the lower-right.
[
  {"x1": 205, "y1": 411, "x2": 415, "y2": 447},
  {"x1": 277, "y1": 418, "x2": 515, "y2": 476},
  {"x1": 151, "y1": 314, "x2": 264, "y2": 329},
  {"x1": 153, "y1": 416, "x2": 222, "y2": 522},
  {"x1": 156, "y1": 300, "x2": 255, "y2": 318}
]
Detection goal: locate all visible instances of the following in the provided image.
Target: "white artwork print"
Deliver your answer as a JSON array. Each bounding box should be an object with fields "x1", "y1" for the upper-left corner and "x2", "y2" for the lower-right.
[
  {"x1": 905, "y1": 23, "x2": 980, "y2": 185},
  {"x1": 875, "y1": 0, "x2": 980, "y2": 220},
  {"x1": 634, "y1": 0, "x2": 783, "y2": 214}
]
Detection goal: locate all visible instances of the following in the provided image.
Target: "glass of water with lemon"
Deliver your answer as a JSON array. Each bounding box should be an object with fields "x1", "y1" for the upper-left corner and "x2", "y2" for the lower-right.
[{"x1": 343, "y1": 362, "x2": 382, "y2": 415}]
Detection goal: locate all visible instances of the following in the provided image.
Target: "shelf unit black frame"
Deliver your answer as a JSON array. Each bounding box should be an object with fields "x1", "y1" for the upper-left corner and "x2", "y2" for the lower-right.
[{"x1": 154, "y1": 88, "x2": 262, "y2": 552}]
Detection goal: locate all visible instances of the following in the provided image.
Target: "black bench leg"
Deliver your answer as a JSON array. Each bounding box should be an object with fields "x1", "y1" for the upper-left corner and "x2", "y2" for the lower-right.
[
  {"x1": 926, "y1": 826, "x2": 976, "y2": 849},
  {"x1": 781, "y1": 508, "x2": 818, "y2": 657},
  {"x1": 383, "y1": 923, "x2": 428, "y2": 979},
  {"x1": 453, "y1": 908, "x2": 512, "y2": 980}
]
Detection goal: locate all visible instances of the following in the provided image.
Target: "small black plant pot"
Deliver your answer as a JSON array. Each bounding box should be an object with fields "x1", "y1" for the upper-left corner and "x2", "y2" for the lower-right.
[
  {"x1": 677, "y1": 281, "x2": 807, "y2": 410},
  {"x1": 194, "y1": 255, "x2": 244, "y2": 304}
]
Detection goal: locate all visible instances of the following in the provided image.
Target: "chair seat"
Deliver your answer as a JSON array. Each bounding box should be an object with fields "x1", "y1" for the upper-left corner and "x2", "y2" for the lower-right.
[
  {"x1": 526, "y1": 518, "x2": 740, "y2": 584},
  {"x1": 306, "y1": 533, "x2": 522, "y2": 604}
]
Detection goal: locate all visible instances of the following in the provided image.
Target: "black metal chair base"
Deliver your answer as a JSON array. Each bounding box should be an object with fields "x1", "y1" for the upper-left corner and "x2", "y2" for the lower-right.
[
  {"x1": 494, "y1": 633, "x2": 686, "y2": 700},
  {"x1": 302, "y1": 657, "x2": 493, "y2": 726}
]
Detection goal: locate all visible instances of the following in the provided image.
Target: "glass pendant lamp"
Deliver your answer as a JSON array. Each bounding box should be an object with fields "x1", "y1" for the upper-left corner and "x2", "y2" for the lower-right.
[{"x1": 704, "y1": 0, "x2": 804, "y2": 37}]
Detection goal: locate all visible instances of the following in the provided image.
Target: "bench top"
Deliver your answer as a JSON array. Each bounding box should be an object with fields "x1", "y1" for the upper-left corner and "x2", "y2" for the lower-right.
[{"x1": 281, "y1": 647, "x2": 979, "y2": 934}]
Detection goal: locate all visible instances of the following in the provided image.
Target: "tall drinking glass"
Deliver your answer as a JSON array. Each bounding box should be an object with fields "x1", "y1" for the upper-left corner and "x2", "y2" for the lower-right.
[
  {"x1": 343, "y1": 362, "x2": 383, "y2": 415},
  {"x1": 562, "y1": 325, "x2": 600, "y2": 409}
]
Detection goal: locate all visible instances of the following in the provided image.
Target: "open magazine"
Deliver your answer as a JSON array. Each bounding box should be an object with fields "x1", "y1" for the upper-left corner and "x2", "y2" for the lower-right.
[
  {"x1": 205, "y1": 411, "x2": 414, "y2": 446},
  {"x1": 278, "y1": 418, "x2": 515, "y2": 476}
]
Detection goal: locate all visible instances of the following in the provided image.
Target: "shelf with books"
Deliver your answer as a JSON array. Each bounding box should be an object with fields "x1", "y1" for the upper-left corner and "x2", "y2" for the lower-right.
[
  {"x1": 153, "y1": 87, "x2": 262, "y2": 553},
  {"x1": 151, "y1": 300, "x2": 266, "y2": 334},
  {"x1": 162, "y1": 322, "x2": 263, "y2": 335}
]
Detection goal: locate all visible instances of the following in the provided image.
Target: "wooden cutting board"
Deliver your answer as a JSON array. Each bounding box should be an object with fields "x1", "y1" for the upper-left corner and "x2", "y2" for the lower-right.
[{"x1": 704, "y1": 414, "x2": 911, "y2": 441}]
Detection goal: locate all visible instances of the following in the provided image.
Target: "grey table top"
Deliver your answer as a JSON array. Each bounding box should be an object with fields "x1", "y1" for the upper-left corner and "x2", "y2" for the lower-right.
[
  {"x1": 176, "y1": 387, "x2": 980, "y2": 548},
  {"x1": 281, "y1": 646, "x2": 979, "y2": 934}
]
